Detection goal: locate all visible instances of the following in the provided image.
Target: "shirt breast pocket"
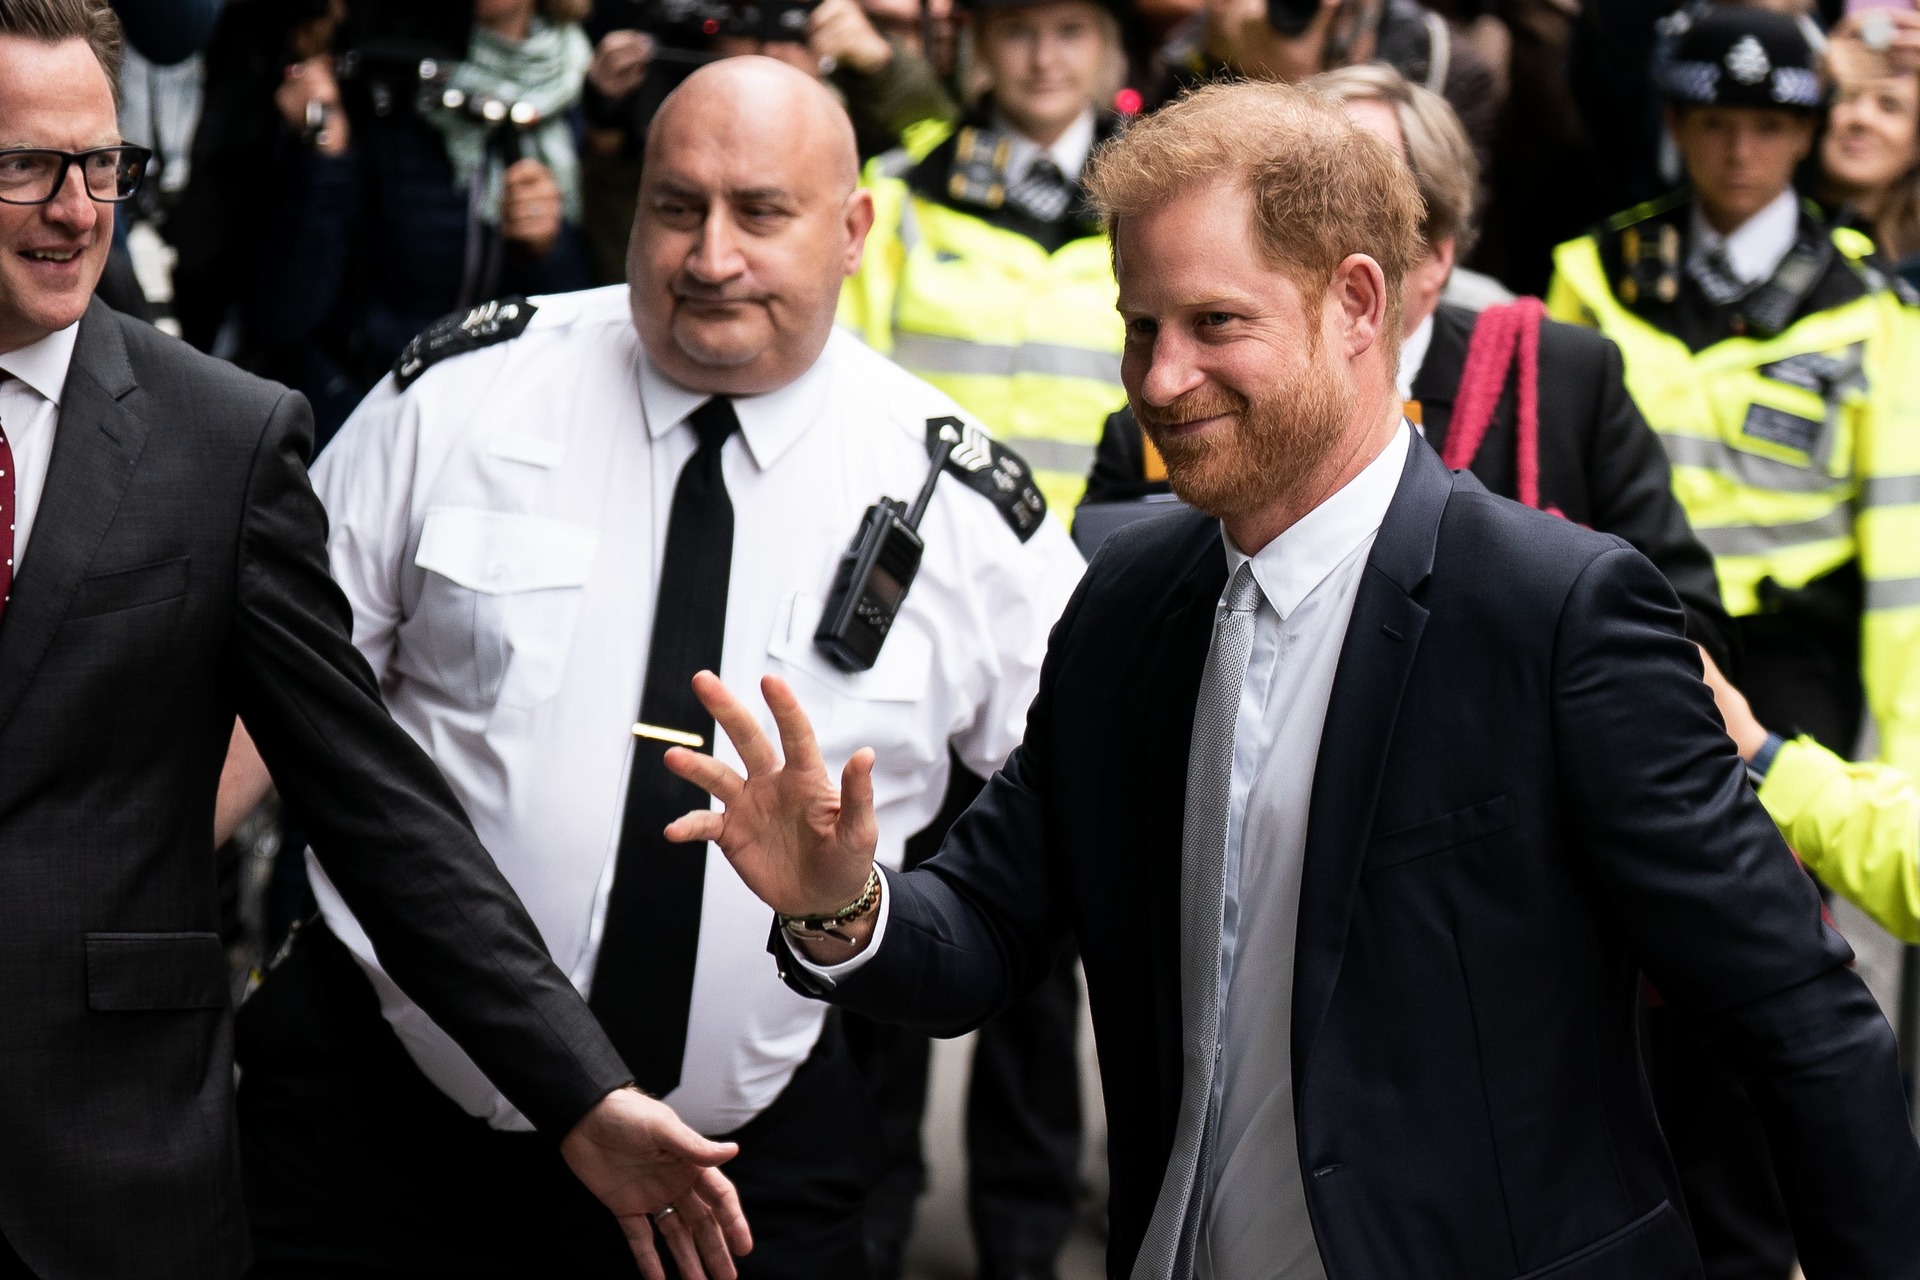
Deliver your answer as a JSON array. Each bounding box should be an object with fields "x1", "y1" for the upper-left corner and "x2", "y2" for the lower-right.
[
  {"x1": 398, "y1": 508, "x2": 598, "y2": 711},
  {"x1": 764, "y1": 592, "x2": 936, "y2": 773}
]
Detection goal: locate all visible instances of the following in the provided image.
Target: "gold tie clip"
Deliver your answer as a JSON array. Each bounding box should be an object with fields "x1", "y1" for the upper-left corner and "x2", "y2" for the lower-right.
[{"x1": 632, "y1": 722, "x2": 705, "y2": 749}]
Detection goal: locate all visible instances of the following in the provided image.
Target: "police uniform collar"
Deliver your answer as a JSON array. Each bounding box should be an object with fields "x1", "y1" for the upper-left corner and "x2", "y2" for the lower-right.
[
  {"x1": 1688, "y1": 188, "x2": 1800, "y2": 288},
  {"x1": 636, "y1": 336, "x2": 834, "y2": 471}
]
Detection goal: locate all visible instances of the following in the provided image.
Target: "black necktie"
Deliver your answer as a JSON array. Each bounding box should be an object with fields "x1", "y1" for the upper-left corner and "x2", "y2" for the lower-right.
[{"x1": 590, "y1": 396, "x2": 739, "y2": 1096}]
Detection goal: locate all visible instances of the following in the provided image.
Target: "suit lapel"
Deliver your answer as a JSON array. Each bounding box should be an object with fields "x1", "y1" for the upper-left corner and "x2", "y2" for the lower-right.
[
  {"x1": 0, "y1": 301, "x2": 150, "y2": 737},
  {"x1": 1291, "y1": 438, "x2": 1452, "y2": 1085}
]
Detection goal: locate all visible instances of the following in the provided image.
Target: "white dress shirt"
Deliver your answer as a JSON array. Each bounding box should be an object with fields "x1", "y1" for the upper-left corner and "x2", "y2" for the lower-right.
[
  {"x1": 1195, "y1": 424, "x2": 1410, "y2": 1280},
  {"x1": 995, "y1": 106, "x2": 1098, "y2": 185},
  {"x1": 1688, "y1": 187, "x2": 1799, "y2": 288},
  {"x1": 0, "y1": 322, "x2": 80, "y2": 571},
  {"x1": 1395, "y1": 314, "x2": 1433, "y2": 403},
  {"x1": 308, "y1": 286, "x2": 1084, "y2": 1135}
]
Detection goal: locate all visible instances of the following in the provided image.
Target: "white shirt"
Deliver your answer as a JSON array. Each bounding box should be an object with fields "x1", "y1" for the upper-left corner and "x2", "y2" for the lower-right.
[
  {"x1": 1196, "y1": 424, "x2": 1410, "y2": 1280},
  {"x1": 0, "y1": 322, "x2": 80, "y2": 572},
  {"x1": 1688, "y1": 188, "x2": 1799, "y2": 288},
  {"x1": 995, "y1": 106, "x2": 1098, "y2": 185},
  {"x1": 308, "y1": 285, "x2": 1086, "y2": 1134},
  {"x1": 1395, "y1": 314, "x2": 1433, "y2": 403}
]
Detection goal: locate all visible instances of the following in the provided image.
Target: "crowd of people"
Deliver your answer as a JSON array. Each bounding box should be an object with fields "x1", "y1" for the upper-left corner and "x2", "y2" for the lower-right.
[{"x1": 4, "y1": 0, "x2": 1920, "y2": 1275}]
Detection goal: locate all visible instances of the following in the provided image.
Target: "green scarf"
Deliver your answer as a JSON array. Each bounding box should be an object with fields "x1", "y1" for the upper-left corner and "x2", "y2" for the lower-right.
[{"x1": 427, "y1": 17, "x2": 592, "y2": 226}]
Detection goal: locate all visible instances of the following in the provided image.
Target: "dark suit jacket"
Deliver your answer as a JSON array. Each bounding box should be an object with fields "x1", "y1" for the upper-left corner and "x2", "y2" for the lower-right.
[
  {"x1": 0, "y1": 302, "x2": 630, "y2": 1280},
  {"x1": 1083, "y1": 306, "x2": 1735, "y2": 670},
  {"x1": 782, "y1": 438, "x2": 1920, "y2": 1278}
]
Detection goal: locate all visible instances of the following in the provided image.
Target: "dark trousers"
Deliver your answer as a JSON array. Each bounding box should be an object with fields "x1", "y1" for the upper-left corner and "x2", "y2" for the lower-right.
[
  {"x1": 848, "y1": 945, "x2": 1085, "y2": 1279},
  {"x1": 0, "y1": 1232, "x2": 30, "y2": 1279},
  {"x1": 1641, "y1": 606, "x2": 1864, "y2": 1280},
  {"x1": 237, "y1": 921, "x2": 881, "y2": 1280}
]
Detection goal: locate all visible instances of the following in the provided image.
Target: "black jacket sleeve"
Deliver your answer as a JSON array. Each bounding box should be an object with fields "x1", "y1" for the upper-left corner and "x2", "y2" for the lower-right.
[
  {"x1": 228, "y1": 390, "x2": 632, "y2": 1137},
  {"x1": 1553, "y1": 546, "x2": 1920, "y2": 1276},
  {"x1": 1570, "y1": 329, "x2": 1736, "y2": 672}
]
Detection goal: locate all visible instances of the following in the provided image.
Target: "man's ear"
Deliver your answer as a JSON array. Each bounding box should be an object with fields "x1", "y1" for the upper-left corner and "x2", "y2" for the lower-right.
[
  {"x1": 1331, "y1": 252, "x2": 1389, "y2": 360},
  {"x1": 843, "y1": 188, "x2": 877, "y2": 277}
]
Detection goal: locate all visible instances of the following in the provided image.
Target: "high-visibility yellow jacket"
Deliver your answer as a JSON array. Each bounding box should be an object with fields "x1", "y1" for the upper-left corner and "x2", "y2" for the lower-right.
[
  {"x1": 1760, "y1": 736, "x2": 1920, "y2": 943},
  {"x1": 1548, "y1": 194, "x2": 1920, "y2": 783},
  {"x1": 840, "y1": 118, "x2": 1126, "y2": 517}
]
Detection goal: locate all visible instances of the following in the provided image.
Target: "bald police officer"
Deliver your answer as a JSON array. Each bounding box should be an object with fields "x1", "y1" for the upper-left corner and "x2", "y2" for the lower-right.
[{"x1": 230, "y1": 57, "x2": 1083, "y2": 1278}]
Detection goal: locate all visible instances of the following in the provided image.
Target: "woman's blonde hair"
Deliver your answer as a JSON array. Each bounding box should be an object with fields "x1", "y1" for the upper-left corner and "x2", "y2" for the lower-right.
[
  {"x1": 1823, "y1": 39, "x2": 1920, "y2": 261},
  {"x1": 1306, "y1": 62, "x2": 1480, "y2": 257}
]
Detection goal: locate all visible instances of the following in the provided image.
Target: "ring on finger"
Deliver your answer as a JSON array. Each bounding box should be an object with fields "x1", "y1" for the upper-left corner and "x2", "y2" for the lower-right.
[{"x1": 654, "y1": 1205, "x2": 678, "y2": 1223}]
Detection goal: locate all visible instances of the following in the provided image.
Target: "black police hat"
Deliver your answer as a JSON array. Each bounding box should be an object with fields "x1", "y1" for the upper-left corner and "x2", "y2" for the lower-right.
[{"x1": 1658, "y1": 4, "x2": 1823, "y2": 112}]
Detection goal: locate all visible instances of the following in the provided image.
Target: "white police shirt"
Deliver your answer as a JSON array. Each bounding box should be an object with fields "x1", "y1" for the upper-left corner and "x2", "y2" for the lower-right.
[{"x1": 307, "y1": 285, "x2": 1086, "y2": 1134}]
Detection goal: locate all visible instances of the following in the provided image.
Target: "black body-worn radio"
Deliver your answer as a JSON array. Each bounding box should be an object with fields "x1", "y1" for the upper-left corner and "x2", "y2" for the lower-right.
[{"x1": 813, "y1": 419, "x2": 960, "y2": 673}]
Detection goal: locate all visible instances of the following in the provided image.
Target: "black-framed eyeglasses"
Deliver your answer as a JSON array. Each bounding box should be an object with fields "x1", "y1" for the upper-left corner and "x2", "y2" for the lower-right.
[{"x1": 0, "y1": 146, "x2": 153, "y2": 206}]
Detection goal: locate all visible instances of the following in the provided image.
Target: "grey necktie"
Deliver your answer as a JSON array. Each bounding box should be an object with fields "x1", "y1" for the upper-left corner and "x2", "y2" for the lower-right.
[
  {"x1": 1690, "y1": 243, "x2": 1754, "y2": 307},
  {"x1": 1134, "y1": 562, "x2": 1264, "y2": 1280},
  {"x1": 1008, "y1": 155, "x2": 1074, "y2": 223}
]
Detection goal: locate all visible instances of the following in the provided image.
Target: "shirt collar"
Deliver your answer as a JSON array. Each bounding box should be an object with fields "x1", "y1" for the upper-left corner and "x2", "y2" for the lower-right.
[
  {"x1": 0, "y1": 320, "x2": 80, "y2": 406},
  {"x1": 993, "y1": 107, "x2": 1099, "y2": 184},
  {"x1": 1396, "y1": 313, "x2": 1434, "y2": 401},
  {"x1": 1224, "y1": 422, "x2": 1411, "y2": 620},
  {"x1": 1690, "y1": 188, "x2": 1800, "y2": 287},
  {"x1": 635, "y1": 330, "x2": 838, "y2": 471}
]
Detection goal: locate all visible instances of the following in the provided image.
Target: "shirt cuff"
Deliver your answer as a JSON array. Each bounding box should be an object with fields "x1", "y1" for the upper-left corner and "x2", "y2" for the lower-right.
[{"x1": 786, "y1": 869, "x2": 892, "y2": 989}]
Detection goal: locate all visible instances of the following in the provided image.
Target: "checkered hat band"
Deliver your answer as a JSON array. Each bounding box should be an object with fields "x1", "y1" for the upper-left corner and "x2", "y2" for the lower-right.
[{"x1": 1662, "y1": 60, "x2": 1721, "y2": 102}]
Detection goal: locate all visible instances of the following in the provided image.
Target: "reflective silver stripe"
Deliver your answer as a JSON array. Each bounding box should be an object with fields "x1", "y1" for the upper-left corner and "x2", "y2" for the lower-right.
[
  {"x1": 1657, "y1": 432, "x2": 1846, "y2": 495},
  {"x1": 1694, "y1": 508, "x2": 1853, "y2": 557},
  {"x1": 1000, "y1": 436, "x2": 1096, "y2": 476},
  {"x1": 1867, "y1": 576, "x2": 1920, "y2": 610},
  {"x1": 1862, "y1": 473, "x2": 1920, "y2": 508},
  {"x1": 891, "y1": 332, "x2": 1123, "y2": 384}
]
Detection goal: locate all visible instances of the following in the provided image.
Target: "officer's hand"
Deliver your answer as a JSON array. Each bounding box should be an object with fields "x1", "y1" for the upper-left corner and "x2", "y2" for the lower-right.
[
  {"x1": 663, "y1": 672, "x2": 880, "y2": 925},
  {"x1": 275, "y1": 56, "x2": 349, "y2": 156},
  {"x1": 561, "y1": 1086, "x2": 753, "y2": 1280},
  {"x1": 500, "y1": 158, "x2": 564, "y2": 256},
  {"x1": 1204, "y1": 0, "x2": 1340, "y2": 81},
  {"x1": 810, "y1": 0, "x2": 896, "y2": 75},
  {"x1": 589, "y1": 29, "x2": 655, "y2": 101}
]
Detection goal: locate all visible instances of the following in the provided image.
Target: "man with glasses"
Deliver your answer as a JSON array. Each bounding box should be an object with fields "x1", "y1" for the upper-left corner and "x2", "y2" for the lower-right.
[{"x1": 0, "y1": 5, "x2": 753, "y2": 1280}]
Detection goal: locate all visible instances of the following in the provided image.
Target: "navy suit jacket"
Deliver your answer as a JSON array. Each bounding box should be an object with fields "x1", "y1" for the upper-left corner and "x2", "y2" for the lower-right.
[{"x1": 779, "y1": 437, "x2": 1920, "y2": 1279}]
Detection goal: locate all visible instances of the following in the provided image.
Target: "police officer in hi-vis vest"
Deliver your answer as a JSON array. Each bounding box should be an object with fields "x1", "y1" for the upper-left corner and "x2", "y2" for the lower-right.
[
  {"x1": 1547, "y1": 7, "x2": 1920, "y2": 1277},
  {"x1": 834, "y1": 3, "x2": 1127, "y2": 1273},
  {"x1": 838, "y1": 0, "x2": 1129, "y2": 519}
]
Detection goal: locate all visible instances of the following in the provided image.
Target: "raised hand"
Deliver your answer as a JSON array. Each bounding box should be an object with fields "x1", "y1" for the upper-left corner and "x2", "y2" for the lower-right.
[
  {"x1": 662, "y1": 671, "x2": 879, "y2": 919},
  {"x1": 561, "y1": 1086, "x2": 753, "y2": 1280}
]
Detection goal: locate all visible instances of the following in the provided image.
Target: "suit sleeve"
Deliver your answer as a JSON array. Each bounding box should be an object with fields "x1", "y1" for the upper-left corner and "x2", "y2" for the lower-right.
[
  {"x1": 1574, "y1": 332, "x2": 1736, "y2": 672},
  {"x1": 1553, "y1": 546, "x2": 1920, "y2": 1277},
  {"x1": 774, "y1": 557, "x2": 1094, "y2": 1035},
  {"x1": 227, "y1": 390, "x2": 633, "y2": 1136}
]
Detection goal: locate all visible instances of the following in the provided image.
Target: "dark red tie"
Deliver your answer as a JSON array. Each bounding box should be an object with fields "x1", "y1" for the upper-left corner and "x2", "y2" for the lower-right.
[{"x1": 0, "y1": 373, "x2": 14, "y2": 628}]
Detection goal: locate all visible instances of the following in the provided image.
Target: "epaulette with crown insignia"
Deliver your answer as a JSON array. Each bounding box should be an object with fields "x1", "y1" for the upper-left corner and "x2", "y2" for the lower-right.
[{"x1": 393, "y1": 296, "x2": 537, "y2": 389}]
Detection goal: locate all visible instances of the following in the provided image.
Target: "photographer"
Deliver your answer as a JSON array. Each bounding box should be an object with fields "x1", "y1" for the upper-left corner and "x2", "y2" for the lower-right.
[{"x1": 253, "y1": 0, "x2": 596, "y2": 441}]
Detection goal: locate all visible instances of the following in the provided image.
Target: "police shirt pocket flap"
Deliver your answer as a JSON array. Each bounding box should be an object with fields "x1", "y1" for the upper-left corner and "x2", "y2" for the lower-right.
[
  {"x1": 86, "y1": 932, "x2": 228, "y2": 1011},
  {"x1": 486, "y1": 431, "x2": 565, "y2": 468},
  {"x1": 67, "y1": 556, "x2": 190, "y2": 619},
  {"x1": 768, "y1": 593, "x2": 931, "y2": 702},
  {"x1": 1367, "y1": 794, "x2": 1514, "y2": 871},
  {"x1": 415, "y1": 508, "x2": 598, "y2": 595}
]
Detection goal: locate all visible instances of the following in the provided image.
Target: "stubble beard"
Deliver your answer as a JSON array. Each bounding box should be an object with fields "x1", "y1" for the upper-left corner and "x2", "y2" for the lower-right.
[{"x1": 1140, "y1": 349, "x2": 1356, "y2": 522}]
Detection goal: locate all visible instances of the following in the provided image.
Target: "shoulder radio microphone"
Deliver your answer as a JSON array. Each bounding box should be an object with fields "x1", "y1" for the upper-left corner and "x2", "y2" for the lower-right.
[{"x1": 813, "y1": 417, "x2": 962, "y2": 673}]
